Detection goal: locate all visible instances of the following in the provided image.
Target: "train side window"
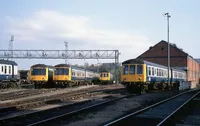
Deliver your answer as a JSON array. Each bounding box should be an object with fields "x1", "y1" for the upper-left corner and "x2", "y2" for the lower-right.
[
  {"x1": 123, "y1": 65, "x2": 129, "y2": 75},
  {"x1": 157, "y1": 68, "x2": 159, "y2": 76},
  {"x1": 9, "y1": 66, "x2": 11, "y2": 74},
  {"x1": 152, "y1": 67, "x2": 154, "y2": 76},
  {"x1": 100, "y1": 73, "x2": 103, "y2": 77},
  {"x1": 130, "y1": 65, "x2": 135, "y2": 74},
  {"x1": 154, "y1": 68, "x2": 157, "y2": 76},
  {"x1": 158, "y1": 69, "x2": 161, "y2": 76},
  {"x1": 1, "y1": 66, "x2": 3, "y2": 73},
  {"x1": 4, "y1": 66, "x2": 7, "y2": 74},
  {"x1": 148, "y1": 67, "x2": 151, "y2": 76},
  {"x1": 137, "y1": 65, "x2": 143, "y2": 74}
]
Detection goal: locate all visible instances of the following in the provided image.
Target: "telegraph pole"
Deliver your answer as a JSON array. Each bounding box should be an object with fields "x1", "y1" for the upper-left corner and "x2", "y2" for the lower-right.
[
  {"x1": 163, "y1": 13, "x2": 171, "y2": 88},
  {"x1": 64, "y1": 41, "x2": 68, "y2": 64},
  {"x1": 9, "y1": 35, "x2": 14, "y2": 60}
]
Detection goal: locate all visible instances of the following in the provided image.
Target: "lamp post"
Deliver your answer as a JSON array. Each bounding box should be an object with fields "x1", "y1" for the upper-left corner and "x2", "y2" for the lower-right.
[{"x1": 164, "y1": 13, "x2": 171, "y2": 89}]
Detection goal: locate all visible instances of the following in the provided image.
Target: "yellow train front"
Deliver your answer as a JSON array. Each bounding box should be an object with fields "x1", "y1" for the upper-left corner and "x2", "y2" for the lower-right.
[
  {"x1": 120, "y1": 59, "x2": 147, "y2": 93},
  {"x1": 29, "y1": 64, "x2": 54, "y2": 88},
  {"x1": 53, "y1": 64, "x2": 72, "y2": 87},
  {"x1": 99, "y1": 71, "x2": 114, "y2": 84}
]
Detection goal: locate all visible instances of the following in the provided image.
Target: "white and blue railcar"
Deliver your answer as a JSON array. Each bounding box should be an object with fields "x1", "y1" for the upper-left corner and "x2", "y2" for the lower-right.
[
  {"x1": 0, "y1": 59, "x2": 19, "y2": 88},
  {"x1": 146, "y1": 60, "x2": 186, "y2": 84},
  {"x1": 71, "y1": 66, "x2": 99, "y2": 81}
]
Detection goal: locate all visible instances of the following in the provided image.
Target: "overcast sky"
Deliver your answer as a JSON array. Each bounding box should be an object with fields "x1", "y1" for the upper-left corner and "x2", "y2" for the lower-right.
[{"x1": 0, "y1": 0, "x2": 199, "y2": 70}]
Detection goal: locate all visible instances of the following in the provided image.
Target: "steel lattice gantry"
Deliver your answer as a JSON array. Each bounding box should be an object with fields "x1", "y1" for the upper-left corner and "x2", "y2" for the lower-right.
[{"x1": 0, "y1": 49, "x2": 120, "y2": 83}]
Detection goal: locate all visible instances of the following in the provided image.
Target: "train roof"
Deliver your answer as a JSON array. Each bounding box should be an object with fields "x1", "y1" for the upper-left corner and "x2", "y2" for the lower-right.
[
  {"x1": 0, "y1": 59, "x2": 17, "y2": 65},
  {"x1": 54, "y1": 64, "x2": 70, "y2": 67},
  {"x1": 122, "y1": 58, "x2": 185, "y2": 72},
  {"x1": 99, "y1": 70, "x2": 110, "y2": 73},
  {"x1": 31, "y1": 64, "x2": 54, "y2": 69},
  {"x1": 122, "y1": 58, "x2": 167, "y2": 68},
  {"x1": 54, "y1": 63, "x2": 98, "y2": 73}
]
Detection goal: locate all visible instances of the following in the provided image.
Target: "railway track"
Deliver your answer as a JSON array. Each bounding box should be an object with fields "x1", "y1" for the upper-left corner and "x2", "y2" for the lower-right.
[
  {"x1": 0, "y1": 86, "x2": 125, "y2": 108},
  {"x1": 157, "y1": 90, "x2": 200, "y2": 126},
  {"x1": 0, "y1": 88, "x2": 126, "y2": 117},
  {"x1": 103, "y1": 89, "x2": 200, "y2": 126},
  {"x1": 0, "y1": 88, "x2": 130, "y2": 125}
]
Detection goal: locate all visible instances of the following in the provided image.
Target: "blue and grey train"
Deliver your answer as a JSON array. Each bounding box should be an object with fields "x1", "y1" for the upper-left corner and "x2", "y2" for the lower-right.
[
  {"x1": 53, "y1": 64, "x2": 99, "y2": 87},
  {"x1": 121, "y1": 58, "x2": 186, "y2": 93},
  {"x1": 0, "y1": 59, "x2": 19, "y2": 88}
]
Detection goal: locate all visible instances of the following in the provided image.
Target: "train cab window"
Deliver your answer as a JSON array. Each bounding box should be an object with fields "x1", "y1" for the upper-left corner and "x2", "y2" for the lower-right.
[
  {"x1": 148, "y1": 67, "x2": 151, "y2": 76},
  {"x1": 64, "y1": 68, "x2": 69, "y2": 75},
  {"x1": 9, "y1": 66, "x2": 11, "y2": 74},
  {"x1": 4, "y1": 66, "x2": 7, "y2": 74},
  {"x1": 130, "y1": 65, "x2": 135, "y2": 74},
  {"x1": 123, "y1": 65, "x2": 129, "y2": 75},
  {"x1": 137, "y1": 65, "x2": 143, "y2": 74}
]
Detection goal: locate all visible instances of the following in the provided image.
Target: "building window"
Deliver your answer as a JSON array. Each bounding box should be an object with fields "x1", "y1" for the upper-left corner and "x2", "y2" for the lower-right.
[{"x1": 161, "y1": 47, "x2": 164, "y2": 51}]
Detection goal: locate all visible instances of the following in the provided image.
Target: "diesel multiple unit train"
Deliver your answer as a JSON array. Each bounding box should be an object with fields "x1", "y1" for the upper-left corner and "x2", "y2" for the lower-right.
[
  {"x1": 121, "y1": 58, "x2": 187, "y2": 93},
  {"x1": 29, "y1": 64, "x2": 114, "y2": 88},
  {"x1": 1, "y1": 58, "x2": 189, "y2": 93}
]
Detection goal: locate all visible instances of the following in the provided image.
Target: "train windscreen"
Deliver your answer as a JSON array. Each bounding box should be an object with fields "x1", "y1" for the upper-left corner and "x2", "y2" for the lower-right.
[
  {"x1": 31, "y1": 69, "x2": 46, "y2": 75},
  {"x1": 55, "y1": 68, "x2": 69, "y2": 75}
]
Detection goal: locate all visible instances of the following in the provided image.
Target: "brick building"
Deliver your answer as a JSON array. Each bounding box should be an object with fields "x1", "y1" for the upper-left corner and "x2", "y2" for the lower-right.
[{"x1": 137, "y1": 40, "x2": 200, "y2": 88}]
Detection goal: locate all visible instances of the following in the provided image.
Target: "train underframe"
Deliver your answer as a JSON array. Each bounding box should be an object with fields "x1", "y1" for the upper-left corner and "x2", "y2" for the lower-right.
[
  {"x1": 96, "y1": 80, "x2": 114, "y2": 85},
  {"x1": 122, "y1": 81, "x2": 180, "y2": 94},
  {"x1": 54, "y1": 80, "x2": 93, "y2": 88},
  {"x1": 0, "y1": 80, "x2": 19, "y2": 89},
  {"x1": 32, "y1": 80, "x2": 55, "y2": 89}
]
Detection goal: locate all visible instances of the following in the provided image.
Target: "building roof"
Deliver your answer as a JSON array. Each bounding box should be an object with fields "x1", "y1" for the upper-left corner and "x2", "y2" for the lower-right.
[
  {"x1": 0, "y1": 59, "x2": 17, "y2": 65},
  {"x1": 195, "y1": 59, "x2": 200, "y2": 63},
  {"x1": 137, "y1": 40, "x2": 199, "y2": 63}
]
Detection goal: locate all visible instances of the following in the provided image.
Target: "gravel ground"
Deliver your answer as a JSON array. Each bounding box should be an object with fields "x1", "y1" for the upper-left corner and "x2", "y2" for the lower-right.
[
  {"x1": 0, "y1": 89, "x2": 27, "y2": 94},
  {"x1": 0, "y1": 85, "x2": 99, "y2": 104},
  {"x1": 62, "y1": 90, "x2": 182, "y2": 126}
]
